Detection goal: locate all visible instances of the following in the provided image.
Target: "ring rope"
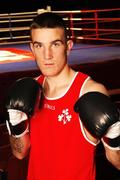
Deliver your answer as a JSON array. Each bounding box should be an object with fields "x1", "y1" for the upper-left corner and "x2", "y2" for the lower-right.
[
  {"x1": 53, "y1": 8, "x2": 120, "y2": 14},
  {"x1": 0, "y1": 7, "x2": 119, "y2": 44}
]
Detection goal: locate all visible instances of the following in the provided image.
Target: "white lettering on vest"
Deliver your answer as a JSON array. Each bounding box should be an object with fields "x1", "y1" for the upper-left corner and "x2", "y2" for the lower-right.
[{"x1": 44, "y1": 103, "x2": 55, "y2": 110}]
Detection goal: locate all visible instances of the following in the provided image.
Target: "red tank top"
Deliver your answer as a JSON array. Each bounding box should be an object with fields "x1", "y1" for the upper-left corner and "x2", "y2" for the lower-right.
[{"x1": 27, "y1": 72, "x2": 96, "y2": 180}]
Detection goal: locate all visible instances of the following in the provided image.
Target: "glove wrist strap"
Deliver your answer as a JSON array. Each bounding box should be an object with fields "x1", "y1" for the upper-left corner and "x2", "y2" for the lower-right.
[
  {"x1": 6, "y1": 120, "x2": 29, "y2": 138},
  {"x1": 102, "y1": 136, "x2": 120, "y2": 150}
]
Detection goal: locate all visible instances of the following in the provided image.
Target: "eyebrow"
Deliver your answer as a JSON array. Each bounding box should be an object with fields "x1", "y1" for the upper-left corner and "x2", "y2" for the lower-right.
[
  {"x1": 32, "y1": 41, "x2": 41, "y2": 46},
  {"x1": 51, "y1": 39, "x2": 65, "y2": 44}
]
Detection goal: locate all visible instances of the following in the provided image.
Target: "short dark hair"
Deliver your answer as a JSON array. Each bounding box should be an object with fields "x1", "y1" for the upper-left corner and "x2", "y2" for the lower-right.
[{"x1": 30, "y1": 12, "x2": 68, "y2": 40}]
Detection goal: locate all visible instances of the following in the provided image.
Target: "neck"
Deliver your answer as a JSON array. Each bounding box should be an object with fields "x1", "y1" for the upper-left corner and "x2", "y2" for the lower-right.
[{"x1": 43, "y1": 67, "x2": 76, "y2": 98}]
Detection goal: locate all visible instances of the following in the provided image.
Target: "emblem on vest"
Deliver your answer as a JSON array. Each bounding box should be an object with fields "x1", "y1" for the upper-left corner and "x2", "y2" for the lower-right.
[{"x1": 58, "y1": 108, "x2": 72, "y2": 125}]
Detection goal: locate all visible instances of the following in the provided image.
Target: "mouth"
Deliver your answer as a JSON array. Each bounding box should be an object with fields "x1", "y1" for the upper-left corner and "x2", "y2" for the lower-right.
[{"x1": 44, "y1": 63, "x2": 54, "y2": 66}]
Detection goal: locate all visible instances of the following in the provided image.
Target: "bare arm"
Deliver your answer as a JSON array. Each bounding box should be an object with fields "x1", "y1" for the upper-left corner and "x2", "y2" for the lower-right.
[
  {"x1": 104, "y1": 146, "x2": 120, "y2": 170},
  {"x1": 10, "y1": 132, "x2": 30, "y2": 160}
]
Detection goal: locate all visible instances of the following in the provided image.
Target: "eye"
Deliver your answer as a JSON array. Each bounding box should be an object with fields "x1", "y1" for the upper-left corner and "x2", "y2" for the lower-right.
[
  {"x1": 53, "y1": 41, "x2": 61, "y2": 47},
  {"x1": 33, "y1": 42, "x2": 42, "y2": 49}
]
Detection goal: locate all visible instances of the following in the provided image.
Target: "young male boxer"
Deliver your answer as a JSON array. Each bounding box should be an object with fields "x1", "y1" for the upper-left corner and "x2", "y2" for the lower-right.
[{"x1": 6, "y1": 12, "x2": 120, "y2": 180}]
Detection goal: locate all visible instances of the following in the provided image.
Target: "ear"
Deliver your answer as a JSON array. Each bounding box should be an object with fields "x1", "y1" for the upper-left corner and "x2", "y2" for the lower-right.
[
  {"x1": 30, "y1": 42, "x2": 35, "y2": 55},
  {"x1": 67, "y1": 40, "x2": 73, "y2": 55}
]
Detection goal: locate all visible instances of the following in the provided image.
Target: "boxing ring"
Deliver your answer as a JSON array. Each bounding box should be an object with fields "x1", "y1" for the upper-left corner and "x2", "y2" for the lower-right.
[
  {"x1": 0, "y1": 7, "x2": 120, "y2": 180},
  {"x1": 0, "y1": 7, "x2": 119, "y2": 73}
]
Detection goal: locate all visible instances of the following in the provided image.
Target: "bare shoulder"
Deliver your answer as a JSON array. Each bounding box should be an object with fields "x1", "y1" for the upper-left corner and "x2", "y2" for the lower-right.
[{"x1": 83, "y1": 78, "x2": 108, "y2": 95}]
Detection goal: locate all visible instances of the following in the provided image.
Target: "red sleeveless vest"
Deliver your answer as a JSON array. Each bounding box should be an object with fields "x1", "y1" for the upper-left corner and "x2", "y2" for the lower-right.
[{"x1": 28, "y1": 72, "x2": 96, "y2": 180}]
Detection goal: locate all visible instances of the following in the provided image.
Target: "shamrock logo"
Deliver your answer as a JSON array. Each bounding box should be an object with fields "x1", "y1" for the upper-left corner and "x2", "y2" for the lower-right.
[{"x1": 58, "y1": 109, "x2": 72, "y2": 124}]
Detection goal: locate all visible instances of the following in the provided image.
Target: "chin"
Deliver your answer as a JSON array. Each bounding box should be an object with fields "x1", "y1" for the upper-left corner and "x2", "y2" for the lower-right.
[{"x1": 42, "y1": 71, "x2": 57, "y2": 77}]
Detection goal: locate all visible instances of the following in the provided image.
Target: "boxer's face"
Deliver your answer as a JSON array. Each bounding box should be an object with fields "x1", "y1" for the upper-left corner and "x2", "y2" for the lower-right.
[{"x1": 30, "y1": 27, "x2": 73, "y2": 77}]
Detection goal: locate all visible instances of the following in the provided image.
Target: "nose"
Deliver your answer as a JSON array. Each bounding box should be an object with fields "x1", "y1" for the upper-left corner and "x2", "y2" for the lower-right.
[{"x1": 44, "y1": 47, "x2": 53, "y2": 60}]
